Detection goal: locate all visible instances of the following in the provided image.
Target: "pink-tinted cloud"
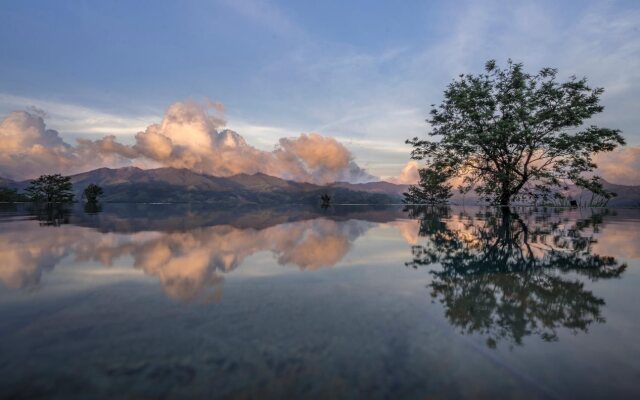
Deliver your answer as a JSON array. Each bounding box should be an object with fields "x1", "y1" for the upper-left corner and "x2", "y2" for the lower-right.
[
  {"x1": 0, "y1": 101, "x2": 375, "y2": 184},
  {"x1": 390, "y1": 145, "x2": 640, "y2": 187},
  {"x1": 593, "y1": 146, "x2": 640, "y2": 185},
  {"x1": 387, "y1": 160, "x2": 419, "y2": 184},
  {"x1": 0, "y1": 111, "x2": 128, "y2": 180}
]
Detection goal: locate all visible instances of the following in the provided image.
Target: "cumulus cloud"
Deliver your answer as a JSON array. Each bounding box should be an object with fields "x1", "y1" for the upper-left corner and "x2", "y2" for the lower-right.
[
  {"x1": 387, "y1": 160, "x2": 463, "y2": 187},
  {"x1": 390, "y1": 146, "x2": 640, "y2": 186},
  {"x1": 593, "y1": 146, "x2": 640, "y2": 185},
  {"x1": 0, "y1": 101, "x2": 375, "y2": 184},
  {"x1": 0, "y1": 111, "x2": 133, "y2": 180},
  {"x1": 387, "y1": 160, "x2": 419, "y2": 184}
]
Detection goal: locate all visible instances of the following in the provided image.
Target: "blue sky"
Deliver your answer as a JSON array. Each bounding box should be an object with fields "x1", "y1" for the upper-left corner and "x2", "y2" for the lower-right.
[{"x1": 1, "y1": 0, "x2": 639, "y2": 179}]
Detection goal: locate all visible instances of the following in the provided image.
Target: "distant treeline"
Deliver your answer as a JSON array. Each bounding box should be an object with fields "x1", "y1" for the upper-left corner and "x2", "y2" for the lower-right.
[
  {"x1": 0, "y1": 174, "x2": 102, "y2": 204},
  {"x1": 0, "y1": 187, "x2": 29, "y2": 202}
]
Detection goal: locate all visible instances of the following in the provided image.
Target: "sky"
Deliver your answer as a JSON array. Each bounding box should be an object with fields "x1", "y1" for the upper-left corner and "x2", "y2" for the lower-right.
[{"x1": 1, "y1": 0, "x2": 639, "y2": 184}]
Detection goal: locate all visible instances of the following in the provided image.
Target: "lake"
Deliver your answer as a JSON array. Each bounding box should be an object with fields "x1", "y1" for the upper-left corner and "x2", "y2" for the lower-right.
[{"x1": 1, "y1": 204, "x2": 639, "y2": 399}]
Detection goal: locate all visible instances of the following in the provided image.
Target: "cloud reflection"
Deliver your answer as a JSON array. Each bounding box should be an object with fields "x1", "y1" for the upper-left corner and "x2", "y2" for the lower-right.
[{"x1": 0, "y1": 215, "x2": 371, "y2": 302}]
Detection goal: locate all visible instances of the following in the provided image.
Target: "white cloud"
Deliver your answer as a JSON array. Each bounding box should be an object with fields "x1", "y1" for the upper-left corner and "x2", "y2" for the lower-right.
[
  {"x1": 0, "y1": 93, "x2": 157, "y2": 137},
  {"x1": 0, "y1": 100, "x2": 377, "y2": 183}
]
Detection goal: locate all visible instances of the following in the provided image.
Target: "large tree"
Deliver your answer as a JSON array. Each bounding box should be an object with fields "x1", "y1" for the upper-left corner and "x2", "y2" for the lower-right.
[
  {"x1": 25, "y1": 174, "x2": 75, "y2": 203},
  {"x1": 407, "y1": 60, "x2": 625, "y2": 205},
  {"x1": 403, "y1": 167, "x2": 452, "y2": 205}
]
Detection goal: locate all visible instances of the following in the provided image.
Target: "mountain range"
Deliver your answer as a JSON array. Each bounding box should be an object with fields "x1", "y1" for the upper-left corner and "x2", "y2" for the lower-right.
[
  {"x1": 1, "y1": 166, "x2": 638, "y2": 206},
  {"x1": 1, "y1": 167, "x2": 404, "y2": 205}
]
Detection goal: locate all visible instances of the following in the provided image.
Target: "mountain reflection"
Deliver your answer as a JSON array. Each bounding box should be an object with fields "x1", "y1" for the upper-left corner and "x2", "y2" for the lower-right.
[
  {"x1": 0, "y1": 205, "x2": 390, "y2": 301},
  {"x1": 405, "y1": 207, "x2": 627, "y2": 348}
]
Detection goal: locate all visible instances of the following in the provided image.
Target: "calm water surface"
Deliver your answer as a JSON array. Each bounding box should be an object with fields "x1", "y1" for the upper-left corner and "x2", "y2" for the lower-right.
[{"x1": 0, "y1": 204, "x2": 639, "y2": 399}]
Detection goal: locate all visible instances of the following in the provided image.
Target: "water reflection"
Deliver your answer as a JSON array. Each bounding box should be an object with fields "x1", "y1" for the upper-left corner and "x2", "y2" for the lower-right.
[
  {"x1": 1, "y1": 205, "x2": 638, "y2": 398},
  {"x1": 0, "y1": 205, "x2": 399, "y2": 301},
  {"x1": 83, "y1": 201, "x2": 103, "y2": 215},
  {"x1": 29, "y1": 204, "x2": 72, "y2": 226},
  {"x1": 405, "y1": 206, "x2": 627, "y2": 348}
]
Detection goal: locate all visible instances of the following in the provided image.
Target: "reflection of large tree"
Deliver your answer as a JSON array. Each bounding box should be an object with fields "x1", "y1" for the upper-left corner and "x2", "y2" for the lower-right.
[{"x1": 405, "y1": 207, "x2": 626, "y2": 348}]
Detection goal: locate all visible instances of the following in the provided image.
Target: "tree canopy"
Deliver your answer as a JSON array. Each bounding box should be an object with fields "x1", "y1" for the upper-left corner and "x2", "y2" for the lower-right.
[
  {"x1": 407, "y1": 60, "x2": 625, "y2": 205},
  {"x1": 25, "y1": 174, "x2": 74, "y2": 203},
  {"x1": 83, "y1": 183, "x2": 104, "y2": 203},
  {"x1": 403, "y1": 167, "x2": 452, "y2": 205}
]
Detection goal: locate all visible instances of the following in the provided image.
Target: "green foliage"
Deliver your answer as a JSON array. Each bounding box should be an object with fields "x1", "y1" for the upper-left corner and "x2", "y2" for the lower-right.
[
  {"x1": 407, "y1": 59, "x2": 625, "y2": 205},
  {"x1": 0, "y1": 187, "x2": 28, "y2": 202},
  {"x1": 25, "y1": 174, "x2": 75, "y2": 203},
  {"x1": 403, "y1": 168, "x2": 452, "y2": 205},
  {"x1": 83, "y1": 183, "x2": 104, "y2": 203}
]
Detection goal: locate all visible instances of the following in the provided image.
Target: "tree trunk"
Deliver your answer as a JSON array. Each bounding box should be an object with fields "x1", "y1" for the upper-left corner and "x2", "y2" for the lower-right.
[
  {"x1": 499, "y1": 190, "x2": 510, "y2": 206},
  {"x1": 499, "y1": 186, "x2": 511, "y2": 215},
  {"x1": 499, "y1": 178, "x2": 511, "y2": 206}
]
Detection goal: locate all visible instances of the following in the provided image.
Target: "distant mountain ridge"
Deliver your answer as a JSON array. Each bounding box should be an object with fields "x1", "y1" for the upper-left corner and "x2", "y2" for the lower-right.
[
  {"x1": 564, "y1": 180, "x2": 640, "y2": 207},
  {"x1": 1, "y1": 167, "x2": 639, "y2": 206},
  {"x1": 1, "y1": 167, "x2": 402, "y2": 205},
  {"x1": 330, "y1": 181, "x2": 410, "y2": 195}
]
